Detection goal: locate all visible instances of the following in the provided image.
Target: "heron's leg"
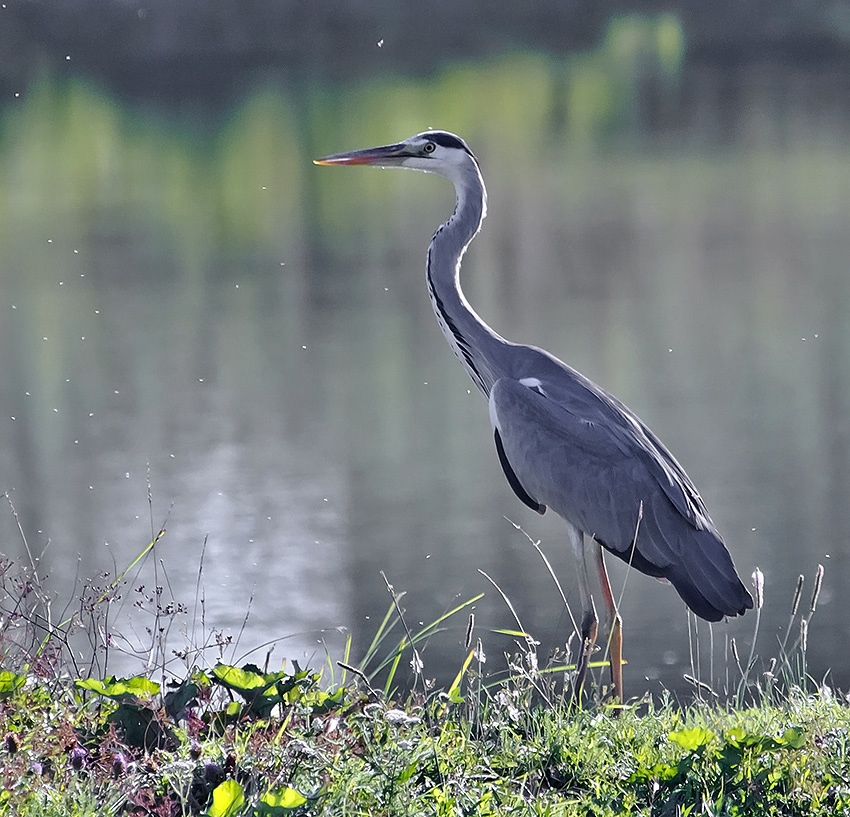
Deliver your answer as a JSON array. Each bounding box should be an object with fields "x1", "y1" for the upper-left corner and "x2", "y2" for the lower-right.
[
  {"x1": 566, "y1": 522, "x2": 597, "y2": 699},
  {"x1": 593, "y1": 543, "x2": 623, "y2": 703}
]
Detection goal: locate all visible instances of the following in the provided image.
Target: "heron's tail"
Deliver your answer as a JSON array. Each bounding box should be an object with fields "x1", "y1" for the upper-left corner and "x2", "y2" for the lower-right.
[{"x1": 665, "y1": 529, "x2": 753, "y2": 621}]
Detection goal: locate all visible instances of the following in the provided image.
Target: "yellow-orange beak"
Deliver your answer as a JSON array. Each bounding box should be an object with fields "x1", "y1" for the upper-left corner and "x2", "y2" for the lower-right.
[{"x1": 313, "y1": 141, "x2": 409, "y2": 167}]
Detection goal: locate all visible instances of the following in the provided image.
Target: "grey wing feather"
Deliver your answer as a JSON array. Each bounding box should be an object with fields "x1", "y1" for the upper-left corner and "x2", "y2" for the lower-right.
[
  {"x1": 494, "y1": 428, "x2": 546, "y2": 514},
  {"x1": 488, "y1": 359, "x2": 752, "y2": 620},
  {"x1": 489, "y1": 375, "x2": 676, "y2": 564},
  {"x1": 528, "y1": 357, "x2": 715, "y2": 533}
]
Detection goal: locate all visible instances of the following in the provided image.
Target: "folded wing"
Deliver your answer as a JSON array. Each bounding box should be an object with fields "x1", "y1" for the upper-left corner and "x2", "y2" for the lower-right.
[{"x1": 488, "y1": 368, "x2": 752, "y2": 621}]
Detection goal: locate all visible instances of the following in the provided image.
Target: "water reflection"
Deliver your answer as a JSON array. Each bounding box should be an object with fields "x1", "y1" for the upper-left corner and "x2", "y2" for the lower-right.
[{"x1": 1, "y1": 56, "x2": 849, "y2": 695}]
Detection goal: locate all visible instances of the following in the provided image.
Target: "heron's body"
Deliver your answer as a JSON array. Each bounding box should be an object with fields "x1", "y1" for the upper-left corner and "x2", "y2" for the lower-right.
[{"x1": 316, "y1": 130, "x2": 752, "y2": 699}]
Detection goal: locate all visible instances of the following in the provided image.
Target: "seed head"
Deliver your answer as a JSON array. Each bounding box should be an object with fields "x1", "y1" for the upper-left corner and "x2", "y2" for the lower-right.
[
  {"x1": 810, "y1": 564, "x2": 824, "y2": 614},
  {"x1": 790, "y1": 574, "x2": 804, "y2": 616},
  {"x1": 751, "y1": 568, "x2": 764, "y2": 609}
]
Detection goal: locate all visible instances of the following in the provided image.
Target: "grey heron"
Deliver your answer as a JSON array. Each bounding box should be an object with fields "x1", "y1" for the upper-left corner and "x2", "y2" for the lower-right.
[{"x1": 315, "y1": 131, "x2": 752, "y2": 701}]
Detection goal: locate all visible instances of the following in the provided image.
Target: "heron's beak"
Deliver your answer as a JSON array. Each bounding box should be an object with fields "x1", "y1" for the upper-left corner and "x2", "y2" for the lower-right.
[{"x1": 313, "y1": 142, "x2": 409, "y2": 167}]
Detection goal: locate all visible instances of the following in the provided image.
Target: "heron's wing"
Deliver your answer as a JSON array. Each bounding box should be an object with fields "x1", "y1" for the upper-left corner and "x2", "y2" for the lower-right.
[
  {"x1": 494, "y1": 428, "x2": 546, "y2": 514},
  {"x1": 488, "y1": 373, "x2": 715, "y2": 568},
  {"x1": 489, "y1": 369, "x2": 752, "y2": 620},
  {"x1": 522, "y1": 357, "x2": 715, "y2": 532}
]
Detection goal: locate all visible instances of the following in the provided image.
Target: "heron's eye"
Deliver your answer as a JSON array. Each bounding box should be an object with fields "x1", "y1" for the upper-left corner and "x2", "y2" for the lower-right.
[{"x1": 423, "y1": 142, "x2": 436, "y2": 154}]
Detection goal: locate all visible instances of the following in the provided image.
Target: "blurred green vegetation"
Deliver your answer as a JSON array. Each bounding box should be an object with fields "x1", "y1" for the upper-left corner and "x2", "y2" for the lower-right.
[{"x1": 0, "y1": 15, "x2": 686, "y2": 258}]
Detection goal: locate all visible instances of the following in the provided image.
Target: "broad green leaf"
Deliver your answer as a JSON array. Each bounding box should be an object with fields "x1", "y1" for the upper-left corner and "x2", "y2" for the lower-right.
[
  {"x1": 628, "y1": 761, "x2": 681, "y2": 784},
  {"x1": 284, "y1": 684, "x2": 303, "y2": 705},
  {"x1": 207, "y1": 780, "x2": 245, "y2": 817},
  {"x1": 108, "y1": 704, "x2": 173, "y2": 751},
  {"x1": 76, "y1": 675, "x2": 160, "y2": 701},
  {"x1": 0, "y1": 669, "x2": 26, "y2": 695},
  {"x1": 309, "y1": 687, "x2": 345, "y2": 714},
  {"x1": 213, "y1": 664, "x2": 288, "y2": 696},
  {"x1": 76, "y1": 677, "x2": 109, "y2": 694},
  {"x1": 668, "y1": 727, "x2": 714, "y2": 752},
  {"x1": 212, "y1": 664, "x2": 294, "y2": 717},
  {"x1": 724, "y1": 729, "x2": 781, "y2": 751},
  {"x1": 652, "y1": 762, "x2": 681, "y2": 781},
  {"x1": 782, "y1": 726, "x2": 806, "y2": 749},
  {"x1": 213, "y1": 665, "x2": 267, "y2": 691},
  {"x1": 192, "y1": 669, "x2": 214, "y2": 687},
  {"x1": 164, "y1": 680, "x2": 198, "y2": 720},
  {"x1": 447, "y1": 687, "x2": 465, "y2": 704},
  {"x1": 258, "y1": 786, "x2": 308, "y2": 813},
  {"x1": 120, "y1": 676, "x2": 161, "y2": 697}
]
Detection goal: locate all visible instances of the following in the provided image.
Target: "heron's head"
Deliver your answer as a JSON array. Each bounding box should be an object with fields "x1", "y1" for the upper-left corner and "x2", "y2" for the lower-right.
[{"x1": 314, "y1": 130, "x2": 479, "y2": 184}]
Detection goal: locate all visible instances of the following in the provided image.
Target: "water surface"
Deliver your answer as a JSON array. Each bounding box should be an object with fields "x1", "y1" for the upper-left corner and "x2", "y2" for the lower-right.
[{"x1": 1, "y1": 54, "x2": 849, "y2": 695}]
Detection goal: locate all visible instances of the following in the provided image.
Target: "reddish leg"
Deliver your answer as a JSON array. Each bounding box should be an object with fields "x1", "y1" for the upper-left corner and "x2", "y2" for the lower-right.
[{"x1": 594, "y1": 544, "x2": 623, "y2": 703}]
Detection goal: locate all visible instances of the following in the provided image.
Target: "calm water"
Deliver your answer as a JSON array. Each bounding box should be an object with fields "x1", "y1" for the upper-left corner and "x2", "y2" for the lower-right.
[{"x1": 2, "y1": 54, "x2": 850, "y2": 696}]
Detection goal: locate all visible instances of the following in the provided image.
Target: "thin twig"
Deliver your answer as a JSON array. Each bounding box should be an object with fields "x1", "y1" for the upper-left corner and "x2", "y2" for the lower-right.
[
  {"x1": 505, "y1": 517, "x2": 579, "y2": 638},
  {"x1": 191, "y1": 534, "x2": 209, "y2": 665},
  {"x1": 476, "y1": 569, "x2": 531, "y2": 649},
  {"x1": 380, "y1": 571, "x2": 424, "y2": 684},
  {"x1": 780, "y1": 573, "x2": 805, "y2": 655},
  {"x1": 337, "y1": 661, "x2": 379, "y2": 699}
]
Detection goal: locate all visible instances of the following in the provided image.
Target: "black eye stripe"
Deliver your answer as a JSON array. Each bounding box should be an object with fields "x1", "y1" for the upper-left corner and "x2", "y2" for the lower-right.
[{"x1": 427, "y1": 132, "x2": 470, "y2": 151}]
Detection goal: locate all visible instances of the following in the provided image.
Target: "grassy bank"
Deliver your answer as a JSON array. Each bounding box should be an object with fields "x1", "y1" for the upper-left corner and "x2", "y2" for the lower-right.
[
  {"x1": 2, "y1": 662, "x2": 850, "y2": 816},
  {"x1": 1, "y1": 534, "x2": 846, "y2": 815}
]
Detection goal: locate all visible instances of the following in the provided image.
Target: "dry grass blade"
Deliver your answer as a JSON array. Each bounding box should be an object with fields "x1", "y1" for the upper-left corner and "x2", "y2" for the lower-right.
[
  {"x1": 476, "y1": 569, "x2": 532, "y2": 651},
  {"x1": 505, "y1": 518, "x2": 578, "y2": 638}
]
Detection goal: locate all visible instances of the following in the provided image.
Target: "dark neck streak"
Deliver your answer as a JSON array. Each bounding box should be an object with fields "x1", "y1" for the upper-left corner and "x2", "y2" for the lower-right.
[{"x1": 425, "y1": 169, "x2": 508, "y2": 396}]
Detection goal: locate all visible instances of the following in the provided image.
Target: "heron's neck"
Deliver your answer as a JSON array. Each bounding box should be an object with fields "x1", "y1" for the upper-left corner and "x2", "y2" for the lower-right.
[{"x1": 426, "y1": 167, "x2": 508, "y2": 395}]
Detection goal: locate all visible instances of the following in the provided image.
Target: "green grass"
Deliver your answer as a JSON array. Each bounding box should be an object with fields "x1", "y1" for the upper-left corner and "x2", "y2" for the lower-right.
[
  {"x1": 1, "y1": 531, "x2": 848, "y2": 816},
  {"x1": 2, "y1": 663, "x2": 850, "y2": 816}
]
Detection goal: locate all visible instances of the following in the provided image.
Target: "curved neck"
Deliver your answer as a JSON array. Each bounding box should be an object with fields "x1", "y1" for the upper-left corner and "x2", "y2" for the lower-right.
[{"x1": 426, "y1": 165, "x2": 508, "y2": 395}]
